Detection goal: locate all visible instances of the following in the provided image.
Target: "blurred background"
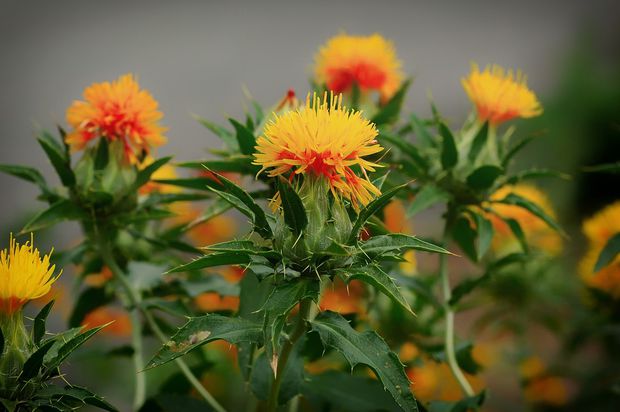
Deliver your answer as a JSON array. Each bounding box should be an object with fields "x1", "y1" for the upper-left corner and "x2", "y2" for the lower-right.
[{"x1": 1, "y1": 0, "x2": 619, "y2": 410}]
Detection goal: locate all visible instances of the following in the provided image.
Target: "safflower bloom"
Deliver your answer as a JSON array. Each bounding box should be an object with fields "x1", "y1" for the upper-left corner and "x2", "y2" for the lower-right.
[
  {"x1": 486, "y1": 184, "x2": 562, "y2": 255},
  {"x1": 462, "y1": 64, "x2": 542, "y2": 125},
  {"x1": 195, "y1": 292, "x2": 239, "y2": 312},
  {"x1": 579, "y1": 202, "x2": 620, "y2": 298},
  {"x1": 82, "y1": 306, "x2": 132, "y2": 337},
  {"x1": 319, "y1": 279, "x2": 365, "y2": 316},
  {"x1": 253, "y1": 93, "x2": 383, "y2": 208},
  {"x1": 0, "y1": 235, "x2": 60, "y2": 314},
  {"x1": 66, "y1": 74, "x2": 167, "y2": 164},
  {"x1": 314, "y1": 33, "x2": 403, "y2": 102}
]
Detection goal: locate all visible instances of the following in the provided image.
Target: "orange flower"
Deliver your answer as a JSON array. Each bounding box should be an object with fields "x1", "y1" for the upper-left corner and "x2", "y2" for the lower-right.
[
  {"x1": 582, "y1": 201, "x2": 620, "y2": 249},
  {"x1": 462, "y1": 63, "x2": 542, "y2": 125},
  {"x1": 314, "y1": 33, "x2": 403, "y2": 101},
  {"x1": 319, "y1": 279, "x2": 366, "y2": 316},
  {"x1": 407, "y1": 361, "x2": 485, "y2": 404},
  {"x1": 253, "y1": 92, "x2": 383, "y2": 209},
  {"x1": 82, "y1": 306, "x2": 132, "y2": 337},
  {"x1": 383, "y1": 200, "x2": 417, "y2": 275},
  {"x1": 579, "y1": 246, "x2": 620, "y2": 299},
  {"x1": 195, "y1": 292, "x2": 239, "y2": 312},
  {"x1": 486, "y1": 184, "x2": 562, "y2": 255},
  {"x1": 66, "y1": 74, "x2": 166, "y2": 164},
  {"x1": 84, "y1": 265, "x2": 113, "y2": 287},
  {"x1": 523, "y1": 376, "x2": 569, "y2": 406}
]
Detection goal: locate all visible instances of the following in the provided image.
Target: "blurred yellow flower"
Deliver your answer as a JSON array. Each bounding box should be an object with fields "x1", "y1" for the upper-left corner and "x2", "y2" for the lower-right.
[
  {"x1": 253, "y1": 92, "x2": 383, "y2": 208},
  {"x1": 66, "y1": 74, "x2": 167, "y2": 164},
  {"x1": 519, "y1": 356, "x2": 545, "y2": 380},
  {"x1": 139, "y1": 156, "x2": 181, "y2": 195},
  {"x1": 314, "y1": 33, "x2": 403, "y2": 101},
  {"x1": 582, "y1": 201, "x2": 620, "y2": 249},
  {"x1": 462, "y1": 64, "x2": 542, "y2": 125},
  {"x1": 0, "y1": 235, "x2": 60, "y2": 314},
  {"x1": 486, "y1": 184, "x2": 562, "y2": 255},
  {"x1": 407, "y1": 360, "x2": 485, "y2": 403}
]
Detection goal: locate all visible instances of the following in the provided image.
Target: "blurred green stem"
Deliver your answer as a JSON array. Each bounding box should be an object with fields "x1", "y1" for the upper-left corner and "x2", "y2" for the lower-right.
[
  {"x1": 266, "y1": 298, "x2": 312, "y2": 412},
  {"x1": 97, "y1": 236, "x2": 227, "y2": 412},
  {"x1": 439, "y1": 231, "x2": 475, "y2": 398}
]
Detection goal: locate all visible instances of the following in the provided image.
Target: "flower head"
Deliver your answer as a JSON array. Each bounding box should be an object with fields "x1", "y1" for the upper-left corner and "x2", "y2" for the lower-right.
[
  {"x1": 486, "y1": 184, "x2": 562, "y2": 255},
  {"x1": 0, "y1": 235, "x2": 60, "y2": 314},
  {"x1": 462, "y1": 64, "x2": 542, "y2": 125},
  {"x1": 314, "y1": 33, "x2": 403, "y2": 101},
  {"x1": 66, "y1": 74, "x2": 167, "y2": 164},
  {"x1": 253, "y1": 92, "x2": 383, "y2": 208},
  {"x1": 82, "y1": 306, "x2": 132, "y2": 337}
]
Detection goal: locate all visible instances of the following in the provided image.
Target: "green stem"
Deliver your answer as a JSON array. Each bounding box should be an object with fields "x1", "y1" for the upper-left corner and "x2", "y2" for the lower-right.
[
  {"x1": 97, "y1": 237, "x2": 227, "y2": 412},
  {"x1": 439, "y1": 232, "x2": 475, "y2": 398},
  {"x1": 266, "y1": 299, "x2": 312, "y2": 412}
]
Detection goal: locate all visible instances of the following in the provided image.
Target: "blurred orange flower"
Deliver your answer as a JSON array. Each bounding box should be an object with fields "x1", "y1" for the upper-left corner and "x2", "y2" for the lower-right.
[
  {"x1": 319, "y1": 278, "x2": 366, "y2": 316},
  {"x1": 139, "y1": 156, "x2": 181, "y2": 195},
  {"x1": 195, "y1": 292, "x2": 239, "y2": 312},
  {"x1": 383, "y1": 200, "x2": 417, "y2": 275},
  {"x1": 462, "y1": 64, "x2": 542, "y2": 125},
  {"x1": 66, "y1": 74, "x2": 166, "y2": 164},
  {"x1": 82, "y1": 306, "x2": 132, "y2": 337},
  {"x1": 314, "y1": 33, "x2": 403, "y2": 101}
]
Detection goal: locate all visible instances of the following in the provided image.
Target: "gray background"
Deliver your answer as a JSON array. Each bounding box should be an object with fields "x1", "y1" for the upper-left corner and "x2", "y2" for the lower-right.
[{"x1": 0, "y1": 0, "x2": 618, "y2": 237}]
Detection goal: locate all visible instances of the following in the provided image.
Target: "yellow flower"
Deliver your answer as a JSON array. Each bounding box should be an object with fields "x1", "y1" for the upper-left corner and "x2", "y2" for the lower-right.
[
  {"x1": 462, "y1": 63, "x2": 542, "y2": 125},
  {"x1": 138, "y1": 156, "x2": 181, "y2": 195},
  {"x1": 519, "y1": 356, "x2": 546, "y2": 380},
  {"x1": 314, "y1": 33, "x2": 403, "y2": 101},
  {"x1": 253, "y1": 92, "x2": 383, "y2": 208},
  {"x1": 0, "y1": 235, "x2": 60, "y2": 314},
  {"x1": 582, "y1": 201, "x2": 620, "y2": 249},
  {"x1": 66, "y1": 74, "x2": 167, "y2": 164},
  {"x1": 486, "y1": 184, "x2": 562, "y2": 255}
]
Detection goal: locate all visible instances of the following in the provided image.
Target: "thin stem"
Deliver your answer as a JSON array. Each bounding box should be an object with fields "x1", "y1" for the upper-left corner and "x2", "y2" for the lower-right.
[
  {"x1": 439, "y1": 234, "x2": 475, "y2": 398},
  {"x1": 266, "y1": 299, "x2": 312, "y2": 412},
  {"x1": 97, "y1": 237, "x2": 227, "y2": 412}
]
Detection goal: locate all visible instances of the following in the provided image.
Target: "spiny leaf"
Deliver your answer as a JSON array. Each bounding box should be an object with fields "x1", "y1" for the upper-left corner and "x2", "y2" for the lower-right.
[
  {"x1": 439, "y1": 123, "x2": 458, "y2": 170},
  {"x1": 166, "y1": 252, "x2": 252, "y2": 274},
  {"x1": 360, "y1": 233, "x2": 452, "y2": 256},
  {"x1": 21, "y1": 199, "x2": 85, "y2": 233},
  {"x1": 33, "y1": 300, "x2": 55, "y2": 345},
  {"x1": 348, "y1": 184, "x2": 407, "y2": 244},
  {"x1": 37, "y1": 131, "x2": 75, "y2": 187},
  {"x1": 277, "y1": 176, "x2": 308, "y2": 236},
  {"x1": 495, "y1": 193, "x2": 565, "y2": 236},
  {"x1": 135, "y1": 156, "x2": 172, "y2": 189},
  {"x1": 230, "y1": 118, "x2": 257, "y2": 156},
  {"x1": 371, "y1": 80, "x2": 411, "y2": 125}
]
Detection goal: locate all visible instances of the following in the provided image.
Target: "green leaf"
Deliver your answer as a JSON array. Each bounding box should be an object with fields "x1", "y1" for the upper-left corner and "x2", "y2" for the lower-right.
[
  {"x1": 339, "y1": 265, "x2": 413, "y2": 315},
  {"x1": 177, "y1": 156, "x2": 259, "y2": 175},
  {"x1": 0, "y1": 328, "x2": 3, "y2": 358},
  {"x1": 135, "y1": 156, "x2": 173, "y2": 189},
  {"x1": 44, "y1": 326, "x2": 106, "y2": 375},
  {"x1": 277, "y1": 177, "x2": 308, "y2": 236},
  {"x1": 37, "y1": 131, "x2": 75, "y2": 187},
  {"x1": 505, "y1": 168, "x2": 570, "y2": 185},
  {"x1": 93, "y1": 138, "x2": 110, "y2": 170},
  {"x1": 594, "y1": 232, "x2": 620, "y2": 272},
  {"x1": 380, "y1": 133, "x2": 429, "y2": 174},
  {"x1": 179, "y1": 276, "x2": 239, "y2": 298},
  {"x1": 33, "y1": 300, "x2": 55, "y2": 345},
  {"x1": 428, "y1": 391, "x2": 485, "y2": 412},
  {"x1": 145, "y1": 314, "x2": 262, "y2": 369},
  {"x1": 502, "y1": 135, "x2": 536, "y2": 167},
  {"x1": 166, "y1": 252, "x2": 252, "y2": 274},
  {"x1": 468, "y1": 122, "x2": 489, "y2": 163},
  {"x1": 463, "y1": 211, "x2": 494, "y2": 260},
  {"x1": 193, "y1": 115, "x2": 237, "y2": 148},
  {"x1": 250, "y1": 339, "x2": 304, "y2": 404},
  {"x1": 583, "y1": 161, "x2": 620, "y2": 174},
  {"x1": 302, "y1": 371, "x2": 403, "y2": 412},
  {"x1": 409, "y1": 114, "x2": 435, "y2": 146},
  {"x1": 204, "y1": 240, "x2": 280, "y2": 260},
  {"x1": 0, "y1": 164, "x2": 48, "y2": 190},
  {"x1": 371, "y1": 80, "x2": 411, "y2": 125},
  {"x1": 153, "y1": 177, "x2": 222, "y2": 191},
  {"x1": 360, "y1": 233, "x2": 452, "y2": 256},
  {"x1": 495, "y1": 193, "x2": 565, "y2": 236},
  {"x1": 449, "y1": 273, "x2": 490, "y2": 306},
  {"x1": 466, "y1": 165, "x2": 503, "y2": 191},
  {"x1": 407, "y1": 185, "x2": 449, "y2": 217},
  {"x1": 21, "y1": 199, "x2": 84, "y2": 233},
  {"x1": 439, "y1": 123, "x2": 458, "y2": 170},
  {"x1": 229, "y1": 118, "x2": 256, "y2": 156},
  {"x1": 310, "y1": 311, "x2": 417, "y2": 412},
  {"x1": 32, "y1": 385, "x2": 118, "y2": 412},
  {"x1": 452, "y1": 217, "x2": 477, "y2": 261},
  {"x1": 348, "y1": 184, "x2": 407, "y2": 244},
  {"x1": 206, "y1": 170, "x2": 273, "y2": 239},
  {"x1": 432, "y1": 342, "x2": 481, "y2": 375},
  {"x1": 503, "y1": 218, "x2": 529, "y2": 253},
  {"x1": 20, "y1": 340, "x2": 56, "y2": 381}
]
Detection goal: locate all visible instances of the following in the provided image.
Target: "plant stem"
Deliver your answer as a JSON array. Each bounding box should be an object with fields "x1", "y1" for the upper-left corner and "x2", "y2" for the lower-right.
[
  {"x1": 97, "y1": 237, "x2": 227, "y2": 412},
  {"x1": 266, "y1": 299, "x2": 312, "y2": 412},
  {"x1": 439, "y1": 233, "x2": 475, "y2": 398},
  {"x1": 128, "y1": 308, "x2": 146, "y2": 410}
]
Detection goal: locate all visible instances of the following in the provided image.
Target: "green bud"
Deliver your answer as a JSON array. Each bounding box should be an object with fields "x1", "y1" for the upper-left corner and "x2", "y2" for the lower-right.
[{"x1": 0, "y1": 310, "x2": 33, "y2": 396}]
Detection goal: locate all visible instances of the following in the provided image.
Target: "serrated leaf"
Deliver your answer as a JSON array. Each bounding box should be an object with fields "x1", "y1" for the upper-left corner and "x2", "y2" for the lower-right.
[
  {"x1": 145, "y1": 314, "x2": 262, "y2": 369},
  {"x1": 594, "y1": 232, "x2": 620, "y2": 272},
  {"x1": 310, "y1": 311, "x2": 418, "y2": 412},
  {"x1": 32, "y1": 385, "x2": 118, "y2": 412},
  {"x1": 468, "y1": 122, "x2": 489, "y2": 163},
  {"x1": 380, "y1": 133, "x2": 429, "y2": 174},
  {"x1": 339, "y1": 265, "x2": 413, "y2": 315},
  {"x1": 20, "y1": 340, "x2": 56, "y2": 381},
  {"x1": 372, "y1": 80, "x2": 411, "y2": 125},
  {"x1": 204, "y1": 240, "x2": 280, "y2": 260},
  {"x1": 348, "y1": 184, "x2": 407, "y2": 244},
  {"x1": 194, "y1": 115, "x2": 237, "y2": 148},
  {"x1": 439, "y1": 123, "x2": 458, "y2": 170},
  {"x1": 206, "y1": 170, "x2": 272, "y2": 238},
  {"x1": 277, "y1": 177, "x2": 308, "y2": 236},
  {"x1": 177, "y1": 156, "x2": 259, "y2": 175},
  {"x1": 153, "y1": 177, "x2": 222, "y2": 191},
  {"x1": 406, "y1": 185, "x2": 450, "y2": 217},
  {"x1": 21, "y1": 199, "x2": 84, "y2": 233},
  {"x1": 505, "y1": 168, "x2": 570, "y2": 185},
  {"x1": 166, "y1": 252, "x2": 252, "y2": 274},
  {"x1": 44, "y1": 326, "x2": 106, "y2": 375},
  {"x1": 496, "y1": 193, "x2": 565, "y2": 236},
  {"x1": 466, "y1": 165, "x2": 503, "y2": 191},
  {"x1": 230, "y1": 118, "x2": 256, "y2": 156},
  {"x1": 135, "y1": 156, "x2": 173, "y2": 189},
  {"x1": 0, "y1": 164, "x2": 48, "y2": 190},
  {"x1": 37, "y1": 131, "x2": 75, "y2": 187},
  {"x1": 33, "y1": 300, "x2": 55, "y2": 345},
  {"x1": 360, "y1": 233, "x2": 452, "y2": 256}
]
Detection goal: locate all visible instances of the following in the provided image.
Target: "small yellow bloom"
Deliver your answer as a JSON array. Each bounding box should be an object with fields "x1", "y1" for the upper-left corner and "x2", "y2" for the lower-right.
[
  {"x1": 462, "y1": 64, "x2": 542, "y2": 125},
  {"x1": 314, "y1": 33, "x2": 404, "y2": 102},
  {"x1": 582, "y1": 201, "x2": 620, "y2": 249},
  {"x1": 486, "y1": 184, "x2": 562, "y2": 255},
  {"x1": 253, "y1": 92, "x2": 383, "y2": 208},
  {"x1": 0, "y1": 235, "x2": 60, "y2": 314},
  {"x1": 66, "y1": 74, "x2": 167, "y2": 164}
]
